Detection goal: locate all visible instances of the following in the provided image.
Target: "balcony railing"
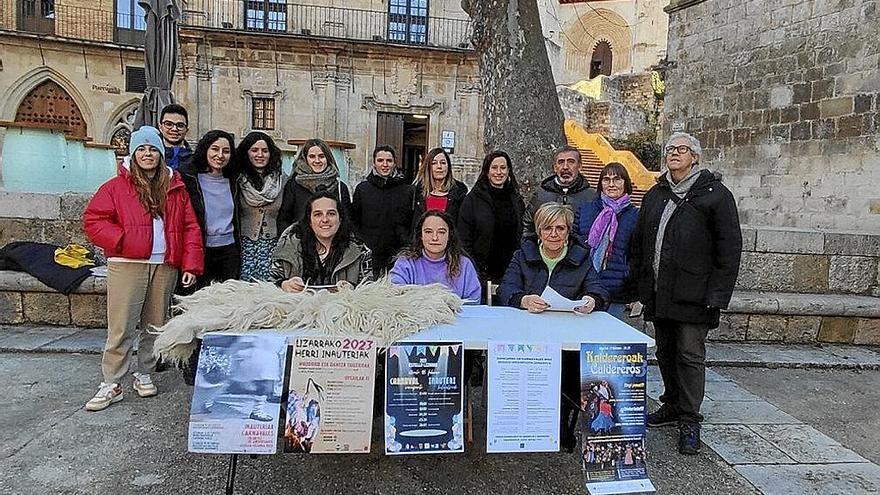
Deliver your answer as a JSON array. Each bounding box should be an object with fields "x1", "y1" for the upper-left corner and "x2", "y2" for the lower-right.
[
  {"x1": 1, "y1": 1, "x2": 145, "y2": 47},
  {"x1": 182, "y1": 1, "x2": 473, "y2": 50}
]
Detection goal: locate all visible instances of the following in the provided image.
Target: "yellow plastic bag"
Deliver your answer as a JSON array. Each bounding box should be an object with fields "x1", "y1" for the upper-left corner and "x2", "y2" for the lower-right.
[{"x1": 54, "y1": 244, "x2": 95, "y2": 269}]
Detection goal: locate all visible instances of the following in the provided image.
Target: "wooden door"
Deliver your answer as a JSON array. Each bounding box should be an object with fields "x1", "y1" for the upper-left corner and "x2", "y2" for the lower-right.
[
  {"x1": 590, "y1": 40, "x2": 613, "y2": 79},
  {"x1": 376, "y1": 112, "x2": 405, "y2": 164},
  {"x1": 15, "y1": 80, "x2": 87, "y2": 139}
]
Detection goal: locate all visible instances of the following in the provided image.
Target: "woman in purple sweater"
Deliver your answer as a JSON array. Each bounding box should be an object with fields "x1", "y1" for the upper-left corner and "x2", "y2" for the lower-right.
[{"x1": 390, "y1": 210, "x2": 481, "y2": 303}]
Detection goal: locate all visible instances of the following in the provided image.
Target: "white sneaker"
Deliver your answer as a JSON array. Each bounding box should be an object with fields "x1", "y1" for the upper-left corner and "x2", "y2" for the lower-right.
[
  {"x1": 133, "y1": 372, "x2": 158, "y2": 398},
  {"x1": 85, "y1": 382, "x2": 123, "y2": 411}
]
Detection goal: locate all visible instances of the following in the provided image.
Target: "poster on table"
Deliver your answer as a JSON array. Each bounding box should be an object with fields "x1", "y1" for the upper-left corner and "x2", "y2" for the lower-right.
[
  {"x1": 486, "y1": 341, "x2": 561, "y2": 453},
  {"x1": 580, "y1": 343, "x2": 655, "y2": 494},
  {"x1": 188, "y1": 333, "x2": 288, "y2": 454},
  {"x1": 284, "y1": 337, "x2": 377, "y2": 454},
  {"x1": 385, "y1": 341, "x2": 464, "y2": 455}
]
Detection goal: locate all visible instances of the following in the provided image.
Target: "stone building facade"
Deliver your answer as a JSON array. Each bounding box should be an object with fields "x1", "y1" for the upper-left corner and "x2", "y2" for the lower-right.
[
  {"x1": 559, "y1": 73, "x2": 660, "y2": 140},
  {"x1": 663, "y1": 0, "x2": 880, "y2": 232},
  {"x1": 178, "y1": 0, "x2": 481, "y2": 184},
  {"x1": 538, "y1": 0, "x2": 670, "y2": 84}
]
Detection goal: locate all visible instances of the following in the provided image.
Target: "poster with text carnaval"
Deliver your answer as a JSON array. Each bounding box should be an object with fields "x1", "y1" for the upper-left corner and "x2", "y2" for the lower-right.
[
  {"x1": 284, "y1": 337, "x2": 377, "y2": 454},
  {"x1": 580, "y1": 343, "x2": 655, "y2": 494},
  {"x1": 385, "y1": 341, "x2": 464, "y2": 455},
  {"x1": 486, "y1": 341, "x2": 561, "y2": 453},
  {"x1": 188, "y1": 333, "x2": 287, "y2": 454}
]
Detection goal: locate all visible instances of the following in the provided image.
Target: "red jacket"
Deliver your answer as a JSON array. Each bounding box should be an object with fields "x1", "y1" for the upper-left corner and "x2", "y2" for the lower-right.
[{"x1": 83, "y1": 165, "x2": 204, "y2": 274}]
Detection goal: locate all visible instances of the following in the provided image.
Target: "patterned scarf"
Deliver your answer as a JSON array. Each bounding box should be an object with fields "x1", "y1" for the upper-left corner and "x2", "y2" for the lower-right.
[
  {"x1": 239, "y1": 172, "x2": 284, "y2": 207},
  {"x1": 588, "y1": 193, "x2": 632, "y2": 272}
]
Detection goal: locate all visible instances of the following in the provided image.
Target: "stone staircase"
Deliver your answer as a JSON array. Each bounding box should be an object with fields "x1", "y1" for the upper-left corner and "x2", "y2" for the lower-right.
[{"x1": 563, "y1": 119, "x2": 658, "y2": 205}]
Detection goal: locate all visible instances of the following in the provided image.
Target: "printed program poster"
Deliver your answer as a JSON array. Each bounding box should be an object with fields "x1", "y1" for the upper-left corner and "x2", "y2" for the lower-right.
[
  {"x1": 486, "y1": 341, "x2": 561, "y2": 453},
  {"x1": 188, "y1": 333, "x2": 287, "y2": 454},
  {"x1": 284, "y1": 337, "x2": 377, "y2": 454},
  {"x1": 580, "y1": 343, "x2": 655, "y2": 494},
  {"x1": 385, "y1": 341, "x2": 464, "y2": 455}
]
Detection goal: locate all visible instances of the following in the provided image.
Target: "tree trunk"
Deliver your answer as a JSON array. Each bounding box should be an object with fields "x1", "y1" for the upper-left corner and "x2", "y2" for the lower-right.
[{"x1": 462, "y1": 0, "x2": 566, "y2": 203}]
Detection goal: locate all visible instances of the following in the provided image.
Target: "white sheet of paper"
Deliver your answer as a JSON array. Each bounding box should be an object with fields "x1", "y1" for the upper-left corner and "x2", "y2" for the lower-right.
[
  {"x1": 487, "y1": 341, "x2": 561, "y2": 453},
  {"x1": 540, "y1": 286, "x2": 581, "y2": 312}
]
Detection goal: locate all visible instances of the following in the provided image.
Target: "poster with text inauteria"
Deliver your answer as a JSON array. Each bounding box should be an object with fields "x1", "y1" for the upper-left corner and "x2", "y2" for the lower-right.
[
  {"x1": 580, "y1": 343, "x2": 655, "y2": 494},
  {"x1": 385, "y1": 341, "x2": 464, "y2": 455},
  {"x1": 486, "y1": 341, "x2": 561, "y2": 453},
  {"x1": 284, "y1": 337, "x2": 377, "y2": 454},
  {"x1": 188, "y1": 333, "x2": 287, "y2": 454}
]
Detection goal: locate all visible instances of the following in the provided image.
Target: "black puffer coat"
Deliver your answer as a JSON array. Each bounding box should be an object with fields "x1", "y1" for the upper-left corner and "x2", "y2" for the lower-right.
[
  {"x1": 629, "y1": 169, "x2": 742, "y2": 327},
  {"x1": 277, "y1": 177, "x2": 352, "y2": 237},
  {"x1": 351, "y1": 171, "x2": 414, "y2": 273},
  {"x1": 458, "y1": 181, "x2": 525, "y2": 282}
]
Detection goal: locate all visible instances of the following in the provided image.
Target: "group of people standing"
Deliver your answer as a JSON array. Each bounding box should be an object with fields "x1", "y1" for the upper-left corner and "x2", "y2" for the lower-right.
[{"x1": 81, "y1": 104, "x2": 742, "y2": 460}]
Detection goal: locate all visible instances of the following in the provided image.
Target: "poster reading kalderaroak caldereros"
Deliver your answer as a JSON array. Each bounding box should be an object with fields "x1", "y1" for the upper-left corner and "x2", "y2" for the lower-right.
[
  {"x1": 188, "y1": 333, "x2": 288, "y2": 454},
  {"x1": 385, "y1": 342, "x2": 464, "y2": 455},
  {"x1": 580, "y1": 343, "x2": 655, "y2": 495},
  {"x1": 284, "y1": 337, "x2": 377, "y2": 454}
]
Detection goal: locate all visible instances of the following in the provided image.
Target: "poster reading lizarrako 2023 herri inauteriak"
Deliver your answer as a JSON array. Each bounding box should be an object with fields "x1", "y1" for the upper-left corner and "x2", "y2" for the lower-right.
[
  {"x1": 385, "y1": 342, "x2": 464, "y2": 455},
  {"x1": 580, "y1": 343, "x2": 655, "y2": 495},
  {"x1": 188, "y1": 333, "x2": 288, "y2": 454},
  {"x1": 284, "y1": 337, "x2": 377, "y2": 454}
]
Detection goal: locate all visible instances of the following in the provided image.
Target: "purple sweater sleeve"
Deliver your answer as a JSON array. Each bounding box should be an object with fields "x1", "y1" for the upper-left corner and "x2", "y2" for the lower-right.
[
  {"x1": 389, "y1": 257, "x2": 414, "y2": 285},
  {"x1": 459, "y1": 257, "x2": 482, "y2": 304}
]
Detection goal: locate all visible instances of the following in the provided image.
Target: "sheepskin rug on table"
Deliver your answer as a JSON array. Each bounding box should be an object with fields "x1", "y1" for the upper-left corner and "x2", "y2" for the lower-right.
[{"x1": 152, "y1": 278, "x2": 463, "y2": 364}]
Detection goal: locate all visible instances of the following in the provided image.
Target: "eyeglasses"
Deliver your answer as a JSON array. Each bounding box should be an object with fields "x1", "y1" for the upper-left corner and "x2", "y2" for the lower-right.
[
  {"x1": 160, "y1": 120, "x2": 188, "y2": 130},
  {"x1": 540, "y1": 225, "x2": 568, "y2": 235},
  {"x1": 664, "y1": 145, "x2": 693, "y2": 155},
  {"x1": 601, "y1": 176, "x2": 625, "y2": 184}
]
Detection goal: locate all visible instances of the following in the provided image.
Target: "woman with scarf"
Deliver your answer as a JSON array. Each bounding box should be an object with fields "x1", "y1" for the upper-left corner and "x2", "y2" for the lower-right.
[
  {"x1": 573, "y1": 162, "x2": 639, "y2": 321},
  {"x1": 277, "y1": 138, "x2": 352, "y2": 237},
  {"x1": 411, "y1": 147, "x2": 468, "y2": 229},
  {"x1": 458, "y1": 150, "x2": 525, "y2": 302},
  {"x1": 235, "y1": 131, "x2": 289, "y2": 282},
  {"x1": 83, "y1": 126, "x2": 203, "y2": 411},
  {"x1": 269, "y1": 191, "x2": 372, "y2": 291}
]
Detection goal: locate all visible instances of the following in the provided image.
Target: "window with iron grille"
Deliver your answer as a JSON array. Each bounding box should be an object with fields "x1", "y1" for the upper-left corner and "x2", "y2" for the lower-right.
[
  {"x1": 245, "y1": 0, "x2": 287, "y2": 33},
  {"x1": 388, "y1": 0, "x2": 428, "y2": 45},
  {"x1": 252, "y1": 98, "x2": 276, "y2": 130},
  {"x1": 125, "y1": 66, "x2": 146, "y2": 93}
]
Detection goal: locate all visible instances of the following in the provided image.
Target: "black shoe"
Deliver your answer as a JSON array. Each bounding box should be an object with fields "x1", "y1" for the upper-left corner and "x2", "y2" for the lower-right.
[
  {"x1": 647, "y1": 405, "x2": 679, "y2": 427},
  {"x1": 678, "y1": 422, "x2": 701, "y2": 455}
]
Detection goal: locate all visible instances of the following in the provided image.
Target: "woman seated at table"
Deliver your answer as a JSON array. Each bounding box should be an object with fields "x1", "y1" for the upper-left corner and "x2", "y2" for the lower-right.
[
  {"x1": 269, "y1": 191, "x2": 372, "y2": 292},
  {"x1": 390, "y1": 210, "x2": 481, "y2": 302},
  {"x1": 498, "y1": 202, "x2": 608, "y2": 452}
]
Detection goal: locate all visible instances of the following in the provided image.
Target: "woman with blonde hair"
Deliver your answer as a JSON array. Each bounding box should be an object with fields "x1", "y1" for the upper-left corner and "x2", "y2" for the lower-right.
[
  {"x1": 498, "y1": 202, "x2": 607, "y2": 451},
  {"x1": 83, "y1": 125, "x2": 204, "y2": 411},
  {"x1": 411, "y1": 147, "x2": 468, "y2": 228}
]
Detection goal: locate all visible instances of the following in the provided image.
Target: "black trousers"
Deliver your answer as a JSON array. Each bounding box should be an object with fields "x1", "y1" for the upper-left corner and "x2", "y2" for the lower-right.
[
  {"x1": 176, "y1": 243, "x2": 241, "y2": 297},
  {"x1": 653, "y1": 318, "x2": 710, "y2": 424}
]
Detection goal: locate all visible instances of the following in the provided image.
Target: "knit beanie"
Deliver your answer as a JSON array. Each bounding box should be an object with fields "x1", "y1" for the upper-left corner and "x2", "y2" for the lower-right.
[{"x1": 129, "y1": 126, "x2": 165, "y2": 156}]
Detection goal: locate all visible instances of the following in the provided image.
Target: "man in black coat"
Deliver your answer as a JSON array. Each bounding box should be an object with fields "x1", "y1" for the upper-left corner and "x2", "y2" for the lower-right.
[
  {"x1": 628, "y1": 132, "x2": 742, "y2": 455},
  {"x1": 158, "y1": 104, "x2": 193, "y2": 172},
  {"x1": 525, "y1": 145, "x2": 597, "y2": 233},
  {"x1": 351, "y1": 145, "x2": 414, "y2": 277}
]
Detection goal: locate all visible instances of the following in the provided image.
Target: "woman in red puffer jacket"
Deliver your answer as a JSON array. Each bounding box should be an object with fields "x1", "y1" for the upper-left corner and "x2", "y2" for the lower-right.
[{"x1": 82, "y1": 125, "x2": 204, "y2": 412}]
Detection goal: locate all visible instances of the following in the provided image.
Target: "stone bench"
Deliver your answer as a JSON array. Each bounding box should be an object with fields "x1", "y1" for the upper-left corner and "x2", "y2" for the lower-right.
[
  {"x1": 716, "y1": 291, "x2": 880, "y2": 345},
  {"x1": 0, "y1": 270, "x2": 107, "y2": 327}
]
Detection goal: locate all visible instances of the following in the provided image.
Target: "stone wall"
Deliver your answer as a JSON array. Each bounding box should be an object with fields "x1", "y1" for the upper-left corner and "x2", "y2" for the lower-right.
[
  {"x1": 0, "y1": 273, "x2": 106, "y2": 327},
  {"x1": 558, "y1": 74, "x2": 659, "y2": 139},
  {"x1": 709, "y1": 225, "x2": 880, "y2": 345},
  {"x1": 663, "y1": 0, "x2": 880, "y2": 232},
  {"x1": 0, "y1": 192, "x2": 92, "y2": 249}
]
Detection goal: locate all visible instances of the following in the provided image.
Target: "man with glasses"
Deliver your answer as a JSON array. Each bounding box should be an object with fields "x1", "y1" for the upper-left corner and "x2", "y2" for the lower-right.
[
  {"x1": 628, "y1": 132, "x2": 742, "y2": 455},
  {"x1": 525, "y1": 145, "x2": 597, "y2": 234},
  {"x1": 158, "y1": 104, "x2": 192, "y2": 171}
]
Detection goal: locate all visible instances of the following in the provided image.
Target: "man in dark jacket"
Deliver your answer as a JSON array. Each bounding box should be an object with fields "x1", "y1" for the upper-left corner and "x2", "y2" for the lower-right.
[
  {"x1": 525, "y1": 145, "x2": 597, "y2": 233},
  {"x1": 351, "y1": 145, "x2": 414, "y2": 276},
  {"x1": 629, "y1": 132, "x2": 742, "y2": 455},
  {"x1": 158, "y1": 104, "x2": 193, "y2": 171}
]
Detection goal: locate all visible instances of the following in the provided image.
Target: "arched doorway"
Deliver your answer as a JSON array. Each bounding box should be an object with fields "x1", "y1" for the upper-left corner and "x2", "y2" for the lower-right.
[
  {"x1": 14, "y1": 80, "x2": 87, "y2": 139},
  {"x1": 590, "y1": 40, "x2": 613, "y2": 79}
]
